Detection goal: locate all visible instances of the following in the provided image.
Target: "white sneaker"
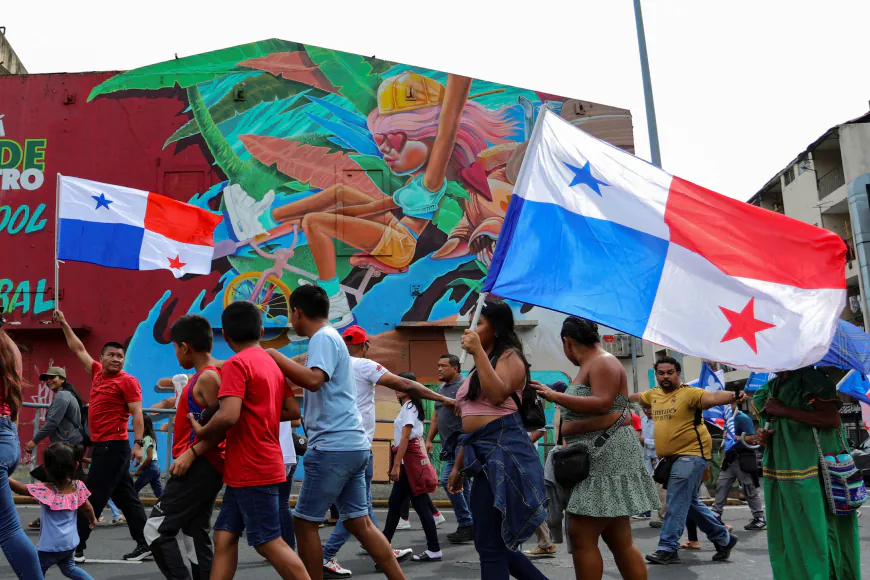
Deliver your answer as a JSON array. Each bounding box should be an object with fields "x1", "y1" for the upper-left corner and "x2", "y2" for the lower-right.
[
  {"x1": 396, "y1": 518, "x2": 411, "y2": 530},
  {"x1": 393, "y1": 548, "x2": 413, "y2": 562},
  {"x1": 223, "y1": 183, "x2": 274, "y2": 242},
  {"x1": 328, "y1": 291, "x2": 354, "y2": 327},
  {"x1": 433, "y1": 512, "x2": 446, "y2": 527},
  {"x1": 323, "y1": 558, "x2": 352, "y2": 578}
]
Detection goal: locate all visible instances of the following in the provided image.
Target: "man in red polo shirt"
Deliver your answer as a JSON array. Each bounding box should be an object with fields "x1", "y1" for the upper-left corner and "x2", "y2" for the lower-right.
[{"x1": 56, "y1": 310, "x2": 150, "y2": 562}]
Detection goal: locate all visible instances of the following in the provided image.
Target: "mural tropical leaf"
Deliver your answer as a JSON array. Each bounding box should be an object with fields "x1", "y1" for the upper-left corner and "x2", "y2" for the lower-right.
[
  {"x1": 239, "y1": 135, "x2": 384, "y2": 198},
  {"x1": 304, "y1": 46, "x2": 381, "y2": 115},
  {"x1": 432, "y1": 197, "x2": 463, "y2": 234},
  {"x1": 348, "y1": 154, "x2": 405, "y2": 197},
  {"x1": 164, "y1": 76, "x2": 325, "y2": 147},
  {"x1": 88, "y1": 39, "x2": 301, "y2": 101},
  {"x1": 305, "y1": 113, "x2": 380, "y2": 157},
  {"x1": 305, "y1": 95, "x2": 368, "y2": 128},
  {"x1": 238, "y1": 51, "x2": 339, "y2": 94}
]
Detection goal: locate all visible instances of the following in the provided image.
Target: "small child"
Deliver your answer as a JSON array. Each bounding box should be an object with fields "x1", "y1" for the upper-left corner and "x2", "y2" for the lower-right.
[
  {"x1": 10, "y1": 442, "x2": 97, "y2": 579},
  {"x1": 133, "y1": 413, "x2": 163, "y2": 498}
]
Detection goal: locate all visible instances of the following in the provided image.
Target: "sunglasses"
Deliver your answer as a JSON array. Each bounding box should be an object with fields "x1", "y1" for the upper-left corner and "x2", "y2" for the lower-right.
[{"x1": 373, "y1": 132, "x2": 408, "y2": 153}]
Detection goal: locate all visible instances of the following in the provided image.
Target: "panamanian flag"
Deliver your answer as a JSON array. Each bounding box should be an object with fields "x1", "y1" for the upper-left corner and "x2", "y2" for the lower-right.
[
  {"x1": 483, "y1": 109, "x2": 847, "y2": 372},
  {"x1": 57, "y1": 176, "x2": 223, "y2": 278}
]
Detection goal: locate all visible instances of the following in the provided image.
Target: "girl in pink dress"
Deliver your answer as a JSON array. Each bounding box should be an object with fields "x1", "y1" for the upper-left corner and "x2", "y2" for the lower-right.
[{"x1": 9, "y1": 442, "x2": 96, "y2": 579}]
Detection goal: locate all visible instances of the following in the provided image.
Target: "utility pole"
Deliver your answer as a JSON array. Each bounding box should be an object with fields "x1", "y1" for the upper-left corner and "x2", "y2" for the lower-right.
[{"x1": 632, "y1": 0, "x2": 684, "y2": 380}]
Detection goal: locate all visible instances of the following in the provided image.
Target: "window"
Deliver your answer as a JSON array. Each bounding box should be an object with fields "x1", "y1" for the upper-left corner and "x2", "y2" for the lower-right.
[{"x1": 783, "y1": 166, "x2": 796, "y2": 186}]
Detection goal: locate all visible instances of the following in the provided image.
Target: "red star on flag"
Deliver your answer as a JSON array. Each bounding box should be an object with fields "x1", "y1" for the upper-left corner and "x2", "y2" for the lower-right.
[
  {"x1": 719, "y1": 297, "x2": 775, "y2": 353},
  {"x1": 167, "y1": 255, "x2": 186, "y2": 270}
]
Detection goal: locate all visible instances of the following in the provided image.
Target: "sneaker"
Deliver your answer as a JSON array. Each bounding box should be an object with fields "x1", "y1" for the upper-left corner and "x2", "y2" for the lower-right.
[
  {"x1": 123, "y1": 543, "x2": 152, "y2": 562},
  {"x1": 393, "y1": 548, "x2": 413, "y2": 562},
  {"x1": 323, "y1": 558, "x2": 352, "y2": 578},
  {"x1": 74, "y1": 549, "x2": 85, "y2": 563},
  {"x1": 328, "y1": 291, "x2": 354, "y2": 327},
  {"x1": 631, "y1": 513, "x2": 651, "y2": 520},
  {"x1": 396, "y1": 518, "x2": 411, "y2": 530},
  {"x1": 447, "y1": 526, "x2": 474, "y2": 544},
  {"x1": 433, "y1": 512, "x2": 446, "y2": 527},
  {"x1": 646, "y1": 550, "x2": 681, "y2": 565},
  {"x1": 744, "y1": 517, "x2": 767, "y2": 531},
  {"x1": 649, "y1": 520, "x2": 663, "y2": 529},
  {"x1": 523, "y1": 545, "x2": 557, "y2": 558},
  {"x1": 712, "y1": 534, "x2": 738, "y2": 562}
]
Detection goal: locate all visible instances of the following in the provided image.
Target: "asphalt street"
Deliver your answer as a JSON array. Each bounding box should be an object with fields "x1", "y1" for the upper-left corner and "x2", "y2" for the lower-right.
[{"x1": 2, "y1": 505, "x2": 867, "y2": 579}]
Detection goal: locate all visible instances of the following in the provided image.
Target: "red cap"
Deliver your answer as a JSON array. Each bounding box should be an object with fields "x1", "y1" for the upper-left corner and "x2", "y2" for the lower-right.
[{"x1": 342, "y1": 325, "x2": 368, "y2": 345}]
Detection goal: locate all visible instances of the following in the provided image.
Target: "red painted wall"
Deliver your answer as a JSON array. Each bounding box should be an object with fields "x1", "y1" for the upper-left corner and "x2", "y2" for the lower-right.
[{"x1": 0, "y1": 72, "x2": 223, "y2": 426}]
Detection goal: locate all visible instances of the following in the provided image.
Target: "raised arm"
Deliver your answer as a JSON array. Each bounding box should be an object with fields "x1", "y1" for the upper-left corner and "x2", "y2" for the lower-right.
[
  {"x1": 700, "y1": 390, "x2": 744, "y2": 410},
  {"x1": 462, "y1": 330, "x2": 525, "y2": 406},
  {"x1": 377, "y1": 373, "x2": 455, "y2": 408},
  {"x1": 281, "y1": 381, "x2": 302, "y2": 422},
  {"x1": 55, "y1": 310, "x2": 94, "y2": 374},
  {"x1": 267, "y1": 349, "x2": 329, "y2": 392}
]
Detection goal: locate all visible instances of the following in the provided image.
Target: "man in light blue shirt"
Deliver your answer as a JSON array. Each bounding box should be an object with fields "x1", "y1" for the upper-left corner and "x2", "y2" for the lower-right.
[{"x1": 267, "y1": 285, "x2": 407, "y2": 580}]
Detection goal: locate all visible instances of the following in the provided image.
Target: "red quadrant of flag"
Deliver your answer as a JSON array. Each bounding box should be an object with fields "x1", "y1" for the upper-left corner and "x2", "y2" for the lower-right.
[
  {"x1": 144, "y1": 192, "x2": 223, "y2": 247},
  {"x1": 664, "y1": 177, "x2": 847, "y2": 290}
]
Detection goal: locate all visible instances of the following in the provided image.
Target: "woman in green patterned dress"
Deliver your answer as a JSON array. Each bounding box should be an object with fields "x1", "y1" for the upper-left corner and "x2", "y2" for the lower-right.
[
  {"x1": 754, "y1": 367, "x2": 860, "y2": 580},
  {"x1": 532, "y1": 317, "x2": 658, "y2": 580}
]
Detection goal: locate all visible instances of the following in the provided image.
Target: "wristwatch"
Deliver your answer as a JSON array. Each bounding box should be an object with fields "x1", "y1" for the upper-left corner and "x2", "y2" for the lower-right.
[{"x1": 133, "y1": 439, "x2": 145, "y2": 447}]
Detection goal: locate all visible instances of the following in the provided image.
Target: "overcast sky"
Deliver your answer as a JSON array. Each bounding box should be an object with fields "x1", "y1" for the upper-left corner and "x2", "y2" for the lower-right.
[{"x1": 4, "y1": 0, "x2": 869, "y2": 200}]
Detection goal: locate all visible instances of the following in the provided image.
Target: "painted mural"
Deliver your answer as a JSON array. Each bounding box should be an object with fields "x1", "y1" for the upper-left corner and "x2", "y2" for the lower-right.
[{"x1": 18, "y1": 39, "x2": 629, "y2": 474}]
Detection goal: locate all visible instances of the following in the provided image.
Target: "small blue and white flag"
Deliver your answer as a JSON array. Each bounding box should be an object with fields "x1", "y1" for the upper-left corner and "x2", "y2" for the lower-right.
[{"x1": 695, "y1": 363, "x2": 736, "y2": 451}]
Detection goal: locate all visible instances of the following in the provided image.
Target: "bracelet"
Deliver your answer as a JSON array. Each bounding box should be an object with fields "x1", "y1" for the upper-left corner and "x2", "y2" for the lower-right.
[{"x1": 190, "y1": 446, "x2": 198, "y2": 458}]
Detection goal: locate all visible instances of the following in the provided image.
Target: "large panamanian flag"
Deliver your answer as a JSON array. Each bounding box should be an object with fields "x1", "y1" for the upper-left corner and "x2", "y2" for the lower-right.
[
  {"x1": 483, "y1": 109, "x2": 847, "y2": 371},
  {"x1": 57, "y1": 176, "x2": 223, "y2": 278}
]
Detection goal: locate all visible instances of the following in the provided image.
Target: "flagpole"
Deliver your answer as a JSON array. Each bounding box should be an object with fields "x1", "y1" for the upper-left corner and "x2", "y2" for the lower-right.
[
  {"x1": 632, "y1": 0, "x2": 684, "y2": 378},
  {"x1": 54, "y1": 173, "x2": 61, "y2": 313},
  {"x1": 460, "y1": 292, "x2": 488, "y2": 366}
]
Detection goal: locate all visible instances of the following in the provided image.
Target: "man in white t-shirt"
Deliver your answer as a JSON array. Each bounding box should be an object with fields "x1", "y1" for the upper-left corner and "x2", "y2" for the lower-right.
[{"x1": 320, "y1": 325, "x2": 455, "y2": 578}]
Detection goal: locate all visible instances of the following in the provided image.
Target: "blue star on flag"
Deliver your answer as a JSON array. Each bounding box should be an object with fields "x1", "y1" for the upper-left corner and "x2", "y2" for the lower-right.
[
  {"x1": 92, "y1": 193, "x2": 113, "y2": 210},
  {"x1": 564, "y1": 161, "x2": 609, "y2": 196}
]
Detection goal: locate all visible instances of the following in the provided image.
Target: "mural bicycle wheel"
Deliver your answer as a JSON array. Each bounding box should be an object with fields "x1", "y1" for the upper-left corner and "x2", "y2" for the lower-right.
[{"x1": 224, "y1": 272, "x2": 293, "y2": 348}]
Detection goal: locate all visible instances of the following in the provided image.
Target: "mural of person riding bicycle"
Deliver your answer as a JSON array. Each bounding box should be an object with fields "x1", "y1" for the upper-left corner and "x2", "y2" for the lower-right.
[{"x1": 86, "y1": 37, "x2": 633, "y2": 368}]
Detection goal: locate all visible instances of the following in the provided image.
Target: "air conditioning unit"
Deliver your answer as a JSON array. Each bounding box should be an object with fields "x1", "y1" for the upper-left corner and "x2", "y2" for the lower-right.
[{"x1": 601, "y1": 334, "x2": 642, "y2": 359}]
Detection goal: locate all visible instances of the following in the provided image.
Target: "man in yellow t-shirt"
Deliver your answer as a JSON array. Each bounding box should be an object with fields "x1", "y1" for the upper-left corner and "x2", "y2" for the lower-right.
[{"x1": 629, "y1": 357, "x2": 746, "y2": 566}]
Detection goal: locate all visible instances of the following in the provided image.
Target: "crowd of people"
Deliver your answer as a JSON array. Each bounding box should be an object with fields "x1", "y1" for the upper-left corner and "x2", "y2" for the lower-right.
[{"x1": 0, "y1": 292, "x2": 862, "y2": 579}]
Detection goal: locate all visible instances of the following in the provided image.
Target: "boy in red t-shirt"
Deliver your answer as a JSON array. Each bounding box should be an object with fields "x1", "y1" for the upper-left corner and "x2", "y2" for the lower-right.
[
  {"x1": 144, "y1": 314, "x2": 225, "y2": 580},
  {"x1": 189, "y1": 302, "x2": 308, "y2": 580}
]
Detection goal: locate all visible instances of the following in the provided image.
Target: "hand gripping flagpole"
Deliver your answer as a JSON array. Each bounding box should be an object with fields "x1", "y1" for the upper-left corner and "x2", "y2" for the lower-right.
[
  {"x1": 54, "y1": 173, "x2": 61, "y2": 313},
  {"x1": 460, "y1": 292, "x2": 488, "y2": 365}
]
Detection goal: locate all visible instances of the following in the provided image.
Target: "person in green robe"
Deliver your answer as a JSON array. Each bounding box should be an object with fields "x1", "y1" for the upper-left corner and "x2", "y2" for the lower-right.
[{"x1": 754, "y1": 367, "x2": 861, "y2": 580}]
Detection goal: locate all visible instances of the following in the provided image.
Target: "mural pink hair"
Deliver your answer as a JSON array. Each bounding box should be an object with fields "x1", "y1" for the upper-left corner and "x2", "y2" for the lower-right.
[{"x1": 368, "y1": 102, "x2": 518, "y2": 172}]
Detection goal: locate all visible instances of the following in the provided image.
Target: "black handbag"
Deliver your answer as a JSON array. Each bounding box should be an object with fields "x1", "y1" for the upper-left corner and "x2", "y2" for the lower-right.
[
  {"x1": 653, "y1": 455, "x2": 681, "y2": 487},
  {"x1": 293, "y1": 418, "x2": 308, "y2": 457},
  {"x1": 552, "y1": 404, "x2": 629, "y2": 488}
]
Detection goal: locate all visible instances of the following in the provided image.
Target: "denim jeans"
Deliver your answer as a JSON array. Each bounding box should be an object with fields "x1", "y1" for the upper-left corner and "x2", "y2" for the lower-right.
[
  {"x1": 39, "y1": 549, "x2": 93, "y2": 579},
  {"x1": 323, "y1": 452, "x2": 378, "y2": 561},
  {"x1": 293, "y1": 449, "x2": 369, "y2": 522},
  {"x1": 106, "y1": 500, "x2": 120, "y2": 519},
  {"x1": 658, "y1": 455, "x2": 731, "y2": 553},
  {"x1": 279, "y1": 464, "x2": 297, "y2": 550},
  {"x1": 471, "y1": 471, "x2": 547, "y2": 580},
  {"x1": 0, "y1": 418, "x2": 44, "y2": 579},
  {"x1": 134, "y1": 464, "x2": 163, "y2": 498},
  {"x1": 441, "y1": 457, "x2": 472, "y2": 527}
]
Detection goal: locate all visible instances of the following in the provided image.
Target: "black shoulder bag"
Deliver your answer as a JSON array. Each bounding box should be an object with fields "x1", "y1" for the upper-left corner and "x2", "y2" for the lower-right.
[
  {"x1": 552, "y1": 403, "x2": 630, "y2": 488},
  {"x1": 293, "y1": 418, "x2": 308, "y2": 457}
]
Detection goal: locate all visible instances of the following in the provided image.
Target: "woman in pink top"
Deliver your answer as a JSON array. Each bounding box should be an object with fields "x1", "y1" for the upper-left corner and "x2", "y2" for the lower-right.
[
  {"x1": 0, "y1": 323, "x2": 45, "y2": 578},
  {"x1": 447, "y1": 300, "x2": 547, "y2": 580}
]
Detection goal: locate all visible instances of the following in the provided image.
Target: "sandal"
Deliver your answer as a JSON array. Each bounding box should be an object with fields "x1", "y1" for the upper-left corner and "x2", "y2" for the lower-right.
[
  {"x1": 680, "y1": 540, "x2": 702, "y2": 550},
  {"x1": 411, "y1": 551, "x2": 442, "y2": 562}
]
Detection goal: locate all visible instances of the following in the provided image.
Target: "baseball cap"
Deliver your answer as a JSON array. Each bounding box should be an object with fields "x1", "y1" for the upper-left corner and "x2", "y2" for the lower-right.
[
  {"x1": 39, "y1": 366, "x2": 67, "y2": 381},
  {"x1": 549, "y1": 381, "x2": 569, "y2": 393},
  {"x1": 342, "y1": 325, "x2": 368, "y2": 345}
]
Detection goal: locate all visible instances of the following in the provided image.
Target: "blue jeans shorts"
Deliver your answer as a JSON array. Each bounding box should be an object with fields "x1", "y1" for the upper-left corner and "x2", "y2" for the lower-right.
[
  {"x1": 214, "y1": 484, "x2": 281, "y2": 547},
  {"x1": 293, "y1": 448, "x2": 369, "y2": 523}
]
